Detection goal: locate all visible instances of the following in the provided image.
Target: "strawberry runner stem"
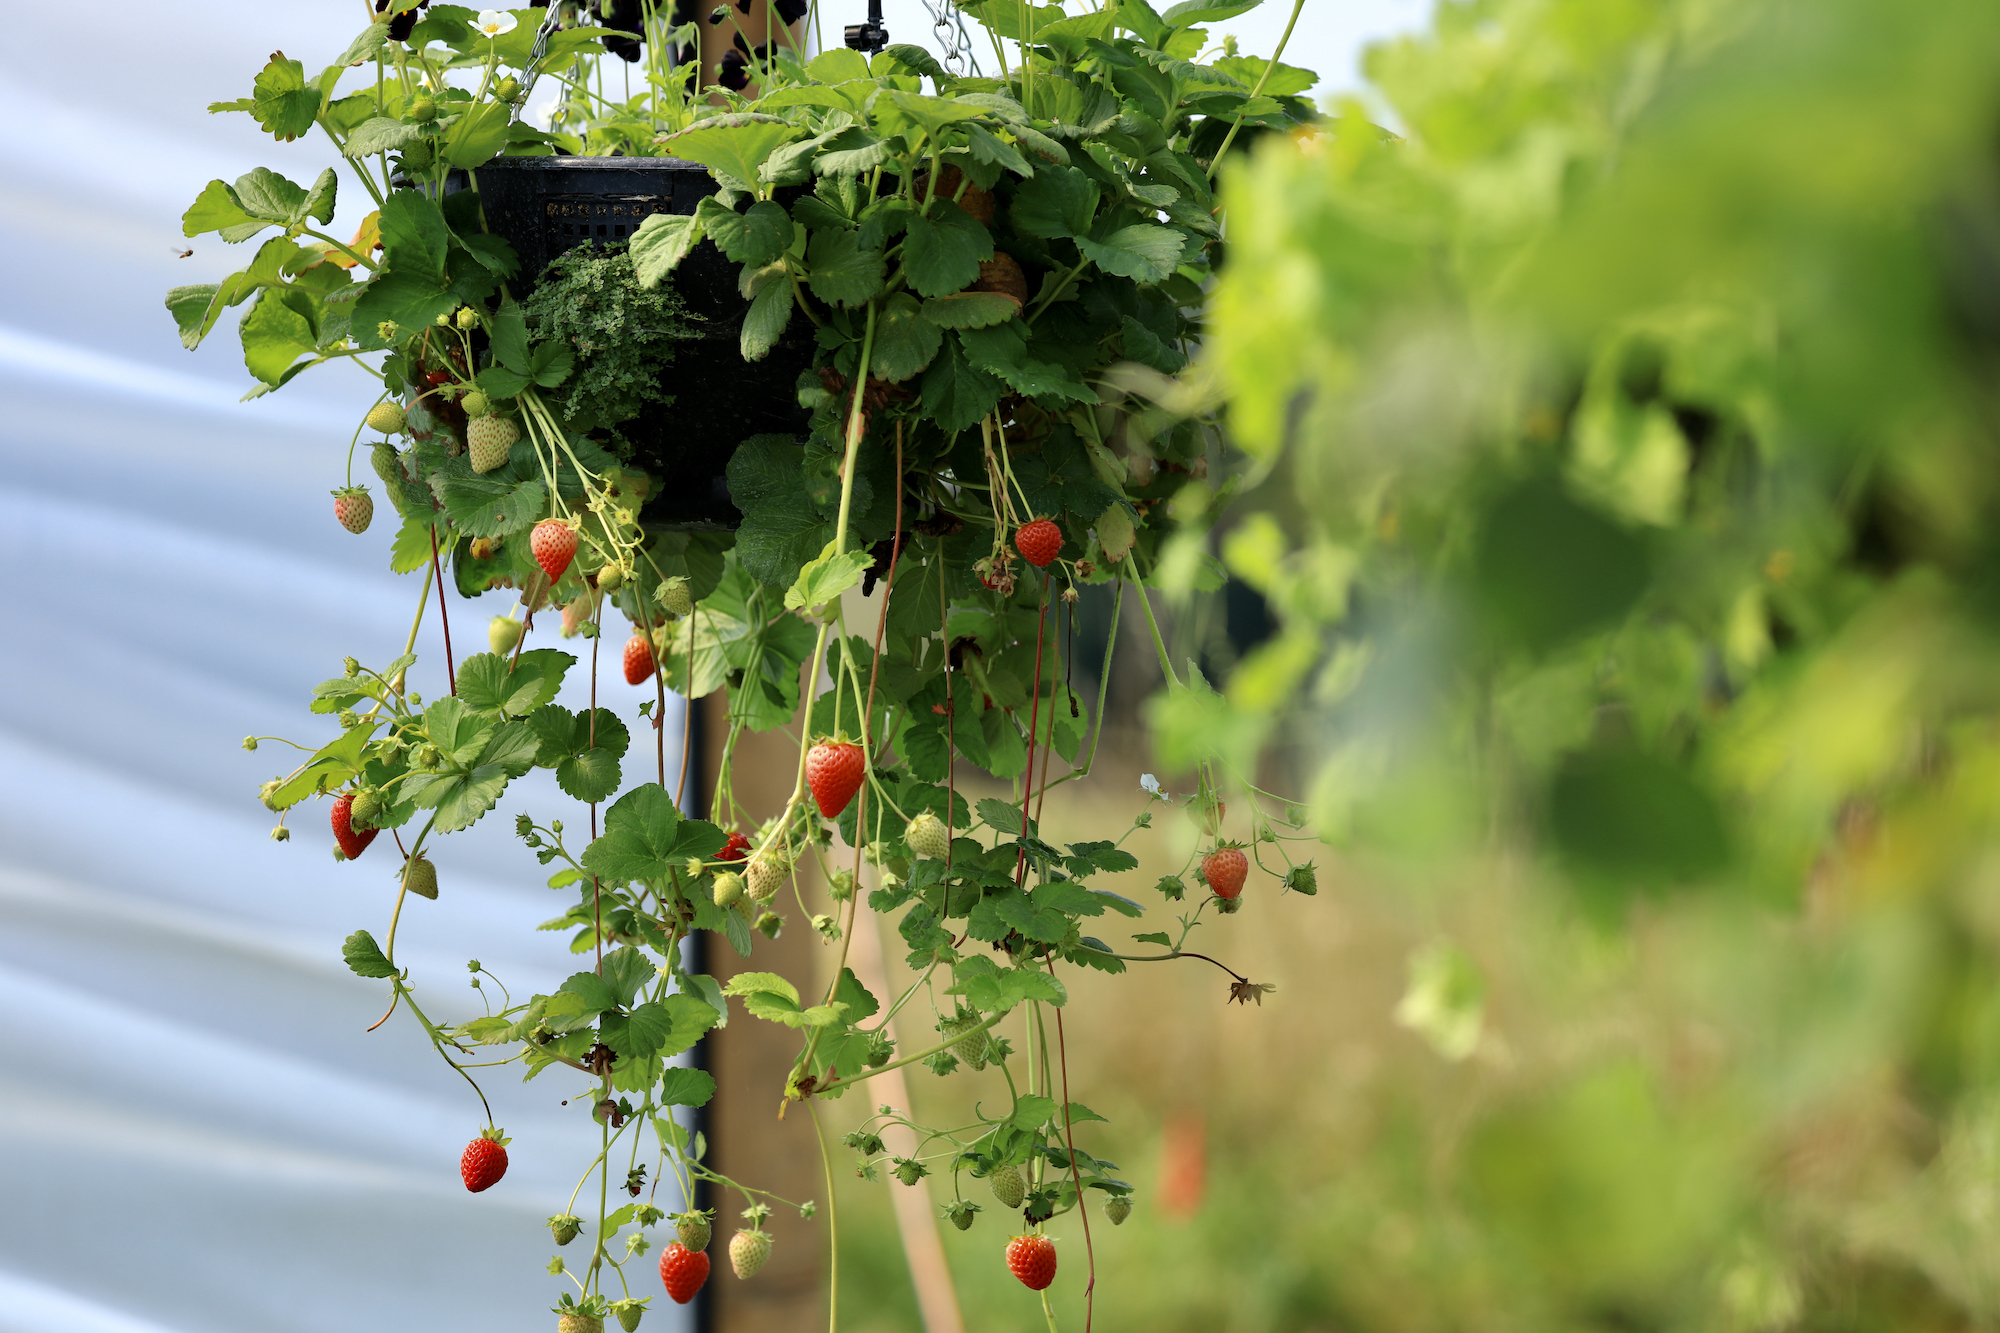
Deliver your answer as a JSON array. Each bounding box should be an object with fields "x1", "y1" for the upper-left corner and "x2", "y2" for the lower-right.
[
  {"x1": 1053, "y1": 993, "x2": 1096, "y2": 1333},
  {"x1": 426, "y1": 524, "x2": 456, "y2": 695}
]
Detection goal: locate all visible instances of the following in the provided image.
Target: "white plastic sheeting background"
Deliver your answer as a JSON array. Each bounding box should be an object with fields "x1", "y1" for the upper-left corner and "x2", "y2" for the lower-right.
[{"x1": 0, "y1": 4, "x2": 1405, "y2": 1330}]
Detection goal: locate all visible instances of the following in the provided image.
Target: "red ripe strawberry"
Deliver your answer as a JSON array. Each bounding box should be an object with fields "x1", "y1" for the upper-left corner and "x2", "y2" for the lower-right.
[
  {"x1": 331, "y1": 791, "x2": 379, "y2": 861},
  {"x1": 805, "y1": 740, "x2": 866, "y2": 818},
  {"x1": 1014, "y1": 518, "x2": 1062, "y2": 569},
  {"x1": 1202, "y1": 844, "x2": 1249, "y2": 900},
  {"x1": 658, "y1": 1241, "x2": 710, "y2": 1305},
  {"x1": 718, "y1": 830, "x2": 752, "y2": 862},
  {"x1": 1006, "y1": 1234, "x2": 1057, "y2": 1291},
  {"x1": 531, "y1": 519, "x2": 578, "y2": 583},
  {"x1": 622, "y1": 633, "x2": 655, "y2": 686},
  {"x1": 460, "y1": 1128, "x2": 509, "y2": 1192}
]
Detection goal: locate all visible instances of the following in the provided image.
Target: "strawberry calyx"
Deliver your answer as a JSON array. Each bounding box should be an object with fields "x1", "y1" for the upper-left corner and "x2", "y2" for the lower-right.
[{"x1": 478, "y1": 1125, "x2": 511, "y2": 1146}]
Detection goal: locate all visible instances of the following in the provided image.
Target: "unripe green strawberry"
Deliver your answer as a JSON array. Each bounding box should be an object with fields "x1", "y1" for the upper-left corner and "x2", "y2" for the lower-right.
[
  {"x1": 459, "y1": 388, "x2": 490, "y2": 417},
  {"x1": 365, "y1": 401, "x2": 407, "y2": 435},
  {"x1": 468, "y1": 414, "x2": 518, "y2": 473},
  {"x1": 496, "y1": 75, "x2": 522, "y2": 101},
  {"x1": 675, "y1": 1211, "x2": 712, "y2": 1252},
  {"x1": 596, "y1": 564, "x2": 625, "y2": 592},
  {"x1": 745, "y1": 853, "x2": 786, "y2": 902},
  {"x1": 712, "y1": 871, "x2": 745, "y2": 908},
  {"x1": 728, "y1": 1228, "x2": 772, "y2": 1279},
  {"x1": 557, "y1": 1315, "x2": 602, "y2": 1333},
  {"x1": 1104, "y1": 1196, "x2": 1132, "y2": 1226},
  {"x1": 349, "y1": 787, "x2": 384, "y2": 830},
  {"x1": 408, "y1": 95, "x2": 437, "y2": 123},
  {"x1": 892, "y1": 1157, "x2": 928, "y2": 1186},
  {"x1": 369, "y1": 442, "x2": 412, "y2": 514},
  {"x1": 403, "y1": 853, "x2": 438, "y2": 900},
  {"x1": 454, "y1": 305, "x2": 480, "y2": 331},
  {"x1": 905, "y1": 810, "x2": 949, "y2": 860},
  {"x1": 549, "y1": 1214, "x2": 583, "y2": 1246},
  {"x1": 988, "y1": 1163, "x2": 1025, "y2": 1210},
  {"x1": 490, "y1": 615, "x2": 525, "y2": 655},
  {"x1": 656, "y1": 576, "x2": 693, "y2": 617},
  {"x1": 939, "y1": 1010, "x2": 989, "y2": 1070},
  {"x1": 1286, "y1": 861, "x2": 1319, "y2": 896},
  {"x1": 332, "y1": 486, "x2": 373, "y2": 534},
  {"x1": 944, "y1": 1200, "x2": 980, "y2": 1231},
  {"x1": 608, "y1": 1298, "x2": 646, "y2": 1332}
]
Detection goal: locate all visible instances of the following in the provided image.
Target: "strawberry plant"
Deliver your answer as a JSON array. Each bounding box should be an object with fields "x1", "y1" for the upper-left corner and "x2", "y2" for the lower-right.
[{"x1": 173, "y1": 1, "x2": 1320, "y2": 1328}]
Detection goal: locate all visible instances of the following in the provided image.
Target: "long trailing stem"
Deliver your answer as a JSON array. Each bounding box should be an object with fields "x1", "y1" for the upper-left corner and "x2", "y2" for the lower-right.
[
  {"x1": 1205, "y1": 0, "x2": 1306, "y2": 182},
  {"x1": 811, "y1": 1100, "x2": 841, "y2": 1333}
]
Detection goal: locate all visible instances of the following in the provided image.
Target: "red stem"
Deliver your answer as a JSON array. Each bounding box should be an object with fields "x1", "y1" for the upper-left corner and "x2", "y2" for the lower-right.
[
  {"x1": 428, "y1": 524, "x2": 456, "y2": 695},
  {"x1": 1054, "y1": 994, "x2": 1096, "y2": 1333},
  {"x1": 591, "y1": 619, "x2": 602, "y2": 975},
  {"x1": 1013, "y1": 574, "x2": 1050, "y2": 887}
]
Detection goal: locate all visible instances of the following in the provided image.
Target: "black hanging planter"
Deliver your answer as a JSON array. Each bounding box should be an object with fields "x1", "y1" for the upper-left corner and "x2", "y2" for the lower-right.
[{"x1": 469, "y1": 155, "x2": 814, "y2": 529}]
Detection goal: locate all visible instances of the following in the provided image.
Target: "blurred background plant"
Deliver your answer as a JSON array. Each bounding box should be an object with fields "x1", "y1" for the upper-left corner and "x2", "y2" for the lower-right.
[{"x1": 823, "y1": 0, "x2": 2000, "y2": 1329}]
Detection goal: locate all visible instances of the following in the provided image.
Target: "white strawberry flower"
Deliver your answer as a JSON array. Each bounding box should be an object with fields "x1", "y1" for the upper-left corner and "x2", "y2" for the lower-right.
[
  {"x1": 470, "y1": 9, "x2": 518, "y2": 38},
  {"x1": 1140, "y1": 773, "x2": 1162, "y2": 796}
]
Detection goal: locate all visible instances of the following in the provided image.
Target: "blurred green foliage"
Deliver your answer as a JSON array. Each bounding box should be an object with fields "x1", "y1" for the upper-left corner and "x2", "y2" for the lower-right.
[
  {"x1": 1175, "y1": 0, "x2": 2000, "y2": 1325},
  {"x1": 838, "y1": 0, "x2": 2000, "y2": 1326}
]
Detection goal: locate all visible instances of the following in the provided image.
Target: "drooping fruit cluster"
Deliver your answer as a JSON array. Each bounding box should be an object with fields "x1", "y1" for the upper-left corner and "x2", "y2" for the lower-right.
[
  {"x1": 331, "y1": 791, "x2": 379, "y2": 860},
  {"x1": 402, "y1": 852, "x2": 438, "y2": 900},
  {"x1": 1013, "y1": 517, "x2": 1062, "y2": 569},
  {"x1": 1202, "y1": 844, "x2": 1248, "y2": 900},
  {"x1": 332, "y1": 486, "x2": 373, "y2": 534},
  {"x1": 988, "y1": 1162, "x2": 1025, "y2": 1210},
  {"x1": 490, "y1": 615, "x2": 525, "y2": 656},
  {"x1": 745, "y1": 853, "x2": 787, "y2": 902},
  {"x1": 939, "y1": 1009, "x2": 990, "y2": 1070},
  {"x1": 364, "y1": 401, "x2": 407, "y2": 435},
  {"x1": 805, "y1": 739, "x2": 866, "y2": 817},
  {"x1": 657, "y1": 1241, "x2": 710, "y2": 1304},
  {"x1": 460, "y1": 1128, "x2": 509, "y2": 1192},
  {"x1": 622, "y1": 633, "x2": 655, "y2": 686},
  {"x1": 532, "y1": 519, "x2": 578, "y2": 582},
  {"x1": 467, "y1": 412, "x2": 518, "y2": 473},
  {"x1": 729, "y1": 1225, "x2": 772, "y2": 1279},
  {"x1": 1005, "y1": 1233, "x2": 1057, "y2": 1291},
  {"x1": 905, "y1": 810, "x2": 949, "y2": 860}
]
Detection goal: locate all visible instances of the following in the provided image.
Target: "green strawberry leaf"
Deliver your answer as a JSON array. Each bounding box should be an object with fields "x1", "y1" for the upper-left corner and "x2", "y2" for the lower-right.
[
  {"x1": 341, "y1": 929, "x2": 398, "y2": 979},
  {"x1": 697, "y1": 197, "x2": 795, "y2": 267},
  {"x1": 405, "y1": 719, "x2": 539, "y2": 832},
  {"x1": 920, "y1": 335, "x2": 1006, "y2": 432},
  {"x1": 631, "y1": 212, "x2": 704, "y2": 287},
  {"x1": 806, "y1": 228, "x2": 886, "y2": 307},
  {"x1": 442, "y1": 101, "x2": 513, "y2": 169},
  {"x1": 527, "y1": 704, "x2": 631, "y2": 803},
  {"x1": 242, "y1": 51, "x2": 320, "y2": 142},
  {"x1": 923, "y1": 291, "x2": 1022, "y2": 329},
  {"x1": 658, "y1": 116, "x2": 801, "y2": 187},
  {"x1": 740, "y1": 271, "x2": 796, "y2": 362},
  {"x1": 902, "y1": 201, "x2": 994, "y2": 298},
  {"x1": 868, "y1": 292, "x2": 944, "y2": 382},
  {"x1": 659, "y1": 1067, "x2": 717, "y2": 1108},
  {"x1": 601, "y1": 946, "x2": 655, "y2": 1009},
  {"x1": 1075, "y1": 221, "x2": 1184, "y2": 283},
  {"x1": 834, "y1": 968, "x2": 881, "y2": 1022},
  {"x1": 457, "y1": 649, "x2": 573, "y2": 716},
  {"x1": 1009, "y1": 164, "x2": 1100, "y2": 239},
  {"x1": 786, "y1": 543, "x2": 876, "y2": 614}
]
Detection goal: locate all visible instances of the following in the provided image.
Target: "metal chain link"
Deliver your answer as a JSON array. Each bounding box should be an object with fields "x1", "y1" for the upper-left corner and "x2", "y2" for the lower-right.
[
  {"x1": 516, "y1": 2, "x2": 571, "y2": 108},
  {"x1": 922, "y1": 0, "x2": 983, "y2": 77}
]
